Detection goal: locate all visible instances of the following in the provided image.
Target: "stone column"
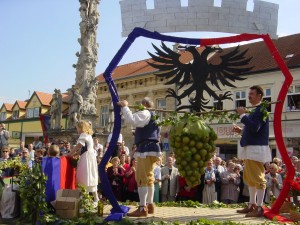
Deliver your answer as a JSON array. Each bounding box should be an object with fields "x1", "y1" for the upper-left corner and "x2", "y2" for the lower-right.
[{"x1": 74, "y1": 0, "x2": 100, "y2": 116}]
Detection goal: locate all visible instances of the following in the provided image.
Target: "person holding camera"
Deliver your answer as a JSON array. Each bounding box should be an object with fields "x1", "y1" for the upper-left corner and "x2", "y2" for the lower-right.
[{"x1": 0, "y1": 123, "x2": 10, "y2": 153}]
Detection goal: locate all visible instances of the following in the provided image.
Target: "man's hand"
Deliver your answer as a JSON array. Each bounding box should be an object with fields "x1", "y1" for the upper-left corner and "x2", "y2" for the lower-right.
[
  {"x1": 117, "y1": 100, "x2": 128, "y2": 107},
  {"x1": 232, "y1": 124, "x2": 242, "y2": 134},
  {"x1": 236, "y1": 107, "x2": 246, "y2": 115}
]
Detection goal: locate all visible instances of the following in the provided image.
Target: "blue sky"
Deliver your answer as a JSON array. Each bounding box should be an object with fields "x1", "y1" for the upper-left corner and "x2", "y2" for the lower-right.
[{"x1": 0, "y1": 0, "x2": 299, "y2": 106}]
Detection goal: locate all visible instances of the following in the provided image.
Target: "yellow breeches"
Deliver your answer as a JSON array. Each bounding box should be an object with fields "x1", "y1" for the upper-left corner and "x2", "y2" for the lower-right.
[
  {"x1": 243, "y1": 159, "x2": 266, "y2": 189},
  {"x1": 135, "y1": 156, "x2": 158, "y2": 187}
]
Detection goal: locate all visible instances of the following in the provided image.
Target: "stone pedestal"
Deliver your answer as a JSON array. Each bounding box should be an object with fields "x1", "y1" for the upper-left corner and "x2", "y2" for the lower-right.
[
  {"x1": 81, "y1": 114, "x2": 99, "y2": 129},
  {"x1": 47, "y1": 128, "x2": 109, "y2": 146},
  {"x1": 47, "y1": 129, "x2": 79, "y2": 145}
]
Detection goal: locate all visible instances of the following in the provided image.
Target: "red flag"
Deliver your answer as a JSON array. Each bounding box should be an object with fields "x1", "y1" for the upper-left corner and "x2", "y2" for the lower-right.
[{"x1": 39, "y1": 114, "x2": 51, "y2": 143}]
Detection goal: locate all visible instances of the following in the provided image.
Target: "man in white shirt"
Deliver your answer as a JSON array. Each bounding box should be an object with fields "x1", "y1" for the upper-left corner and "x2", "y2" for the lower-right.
[
  {"x1": 118, "y1": 97, "x2": 161, "y2": 217},
  {"x1": 32, "y1": 136, "x2": 43, "y2": 150},
  {"x1": 27, "y1": 143, "x2": 35, "y2": 161},
  {"x1": 93, "y1": 137, "x2": 103, "y2": 161},
  {"x1": 214, "y1": 157, "x2": 225, "y2": 173}
]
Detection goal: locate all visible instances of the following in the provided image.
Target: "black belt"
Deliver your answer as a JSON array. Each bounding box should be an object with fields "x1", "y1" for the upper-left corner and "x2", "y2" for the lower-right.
[{"x1": 80, "y1": 143, "x2": 88, "y2": 155}]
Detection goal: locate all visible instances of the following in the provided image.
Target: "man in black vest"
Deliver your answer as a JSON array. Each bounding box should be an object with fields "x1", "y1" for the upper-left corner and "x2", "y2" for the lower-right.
[{"x1": 118, "y1": 97, "x2": 161, "y2": 217}]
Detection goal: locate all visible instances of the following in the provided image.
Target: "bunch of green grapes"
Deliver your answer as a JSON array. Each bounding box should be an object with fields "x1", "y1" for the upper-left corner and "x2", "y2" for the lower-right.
[{"x1": 169, "y1": 114, "x2": 218, "y2": 187}]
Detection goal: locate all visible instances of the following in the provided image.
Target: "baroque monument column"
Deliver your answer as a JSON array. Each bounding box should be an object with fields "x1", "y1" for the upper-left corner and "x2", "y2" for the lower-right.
[
  {"x1": 74, "y1": 0, "x2": 100, "y2": 115},
  {"x1": 72, "y1": 0, "x2": 100, "y2": 128}
]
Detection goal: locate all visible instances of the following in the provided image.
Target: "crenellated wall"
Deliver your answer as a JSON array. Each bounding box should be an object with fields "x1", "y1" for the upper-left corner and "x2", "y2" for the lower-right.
[{"x1": 119, "y1": 0, "x2": 278, "y2": 38}]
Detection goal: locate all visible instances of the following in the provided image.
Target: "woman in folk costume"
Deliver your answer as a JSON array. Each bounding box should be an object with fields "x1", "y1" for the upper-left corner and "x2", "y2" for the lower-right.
[
  {"x1": 118, "y1": 97, "x2": 161, "y2": 217},
  {"x1": 202, "y1": 160, "x2": 218, "y2": 204},
  {"x1": 69, "y1": 120, "x2": 99, "y2": 204},
  {"x1": 265, "y1": 163, "x2": 283, "y2": 204}
]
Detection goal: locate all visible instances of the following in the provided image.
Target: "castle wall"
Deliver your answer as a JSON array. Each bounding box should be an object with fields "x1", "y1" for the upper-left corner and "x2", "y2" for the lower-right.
[{"x1": 119, "y1": 0, "x2": 278, "y2": 38}]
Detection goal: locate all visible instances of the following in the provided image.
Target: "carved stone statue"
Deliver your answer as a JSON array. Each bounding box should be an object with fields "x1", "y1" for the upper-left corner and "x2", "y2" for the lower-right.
[
  {"x1": 50, "y1": 89, "x2": 62, "y2": 129},
  {"x1": 74, "y1": 0, "x2": 100, "y2": 115},
  {"x1": 82, "y1": 77, "x2": 98, "y2": 114},
  {"x1": 68, "y1": 86, "x2": 83, "y2": 129},
  {"x1": 106, "y1": 101, "x2": 114, "y2": 133}
]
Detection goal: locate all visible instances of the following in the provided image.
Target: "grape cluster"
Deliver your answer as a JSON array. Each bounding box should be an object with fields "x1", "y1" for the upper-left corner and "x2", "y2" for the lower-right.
[{"x1": 169, "y1": 114, "x2": 218, "y2": 187}]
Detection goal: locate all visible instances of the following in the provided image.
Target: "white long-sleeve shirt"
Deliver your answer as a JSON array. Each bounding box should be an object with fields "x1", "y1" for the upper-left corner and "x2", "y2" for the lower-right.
[{"x1": 121, "y1": 106, "x2": 151, "y2": 128}]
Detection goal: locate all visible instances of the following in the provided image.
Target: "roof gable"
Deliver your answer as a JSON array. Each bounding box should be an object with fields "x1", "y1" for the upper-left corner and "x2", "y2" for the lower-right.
[
  {"x1": 3, "y1": 103, "x2": 13, "y2": 112},
  {"x1": 26, "y1": 91, "x2": 52, "y2": 108},
  {"x1": 12, "y1": 100, "x2": 27, "y2": 111}
]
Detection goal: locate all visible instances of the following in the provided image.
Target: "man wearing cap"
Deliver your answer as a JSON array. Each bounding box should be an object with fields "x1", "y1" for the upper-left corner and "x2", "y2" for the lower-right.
[{"x1": 118, "y1": 97, "x2": 161, "y2": 217}]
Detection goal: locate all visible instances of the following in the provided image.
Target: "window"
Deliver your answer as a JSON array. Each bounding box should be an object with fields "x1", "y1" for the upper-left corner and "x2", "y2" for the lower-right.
[
  {"x1": 213, "y1": 95, "x2": 223, "y2": 110},
  {"x1": 263, "y1": 88, "x2": 272, "y2": 112},
  {"x1": 0, "y1": 112, "x2": 6, "y2": 121},
  {"x1": 100, "y1": 105, "x2": 109, "y2": 127},
  {"x1": 26, "y1": 107, "x2": 40, "y2": 118},
  {"x1": 287, "y1": 84, "x2": 300, "y2": 111},
  {"x1": 235, "y1": 91, "x2": 246, "y2": 107},
  {"x1": 12, "y1": 110, "x2": 19, "y2": 119},
  {"x1": 156, "y1": 98, "x2": 166, "y2": 121},
  {"x1": 26, "y1": 108, "x2": 34, "y2": 118},
  {"x1": 33, "y1": 108, "x2": 40, "y2": 117}
]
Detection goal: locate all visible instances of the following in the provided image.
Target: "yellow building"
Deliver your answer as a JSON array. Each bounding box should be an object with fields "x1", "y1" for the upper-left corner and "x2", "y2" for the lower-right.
[{"x1": 1, "y1": 91, "x2": 53, "y2": 147}]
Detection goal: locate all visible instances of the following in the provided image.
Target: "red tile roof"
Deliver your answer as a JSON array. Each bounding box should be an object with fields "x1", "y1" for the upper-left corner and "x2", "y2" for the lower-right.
[
  {"x1": 15, "y1": 100, "x2": 27, "y2": 109},
  {"x1": 209, "y1": 33, "x2": 300, "y2": 74},
  {"x1": 3, "y1": 103, "x2": 13, "y2": 112},
  {"x1": 49, "y1": 93, "x2": 70, "y2": 104},
  {"x1": 96, "y1": 33, "x2": 300, "y2": 81},
  {"x1": 28, "y1": 91, "x2": 52, "y2": 107},
  {"x1": 61, "y1": 93, "x2": 70, "y2": 103},
  {"x1": 97, "y1": 47, "x2": 206, "y2": 82}
]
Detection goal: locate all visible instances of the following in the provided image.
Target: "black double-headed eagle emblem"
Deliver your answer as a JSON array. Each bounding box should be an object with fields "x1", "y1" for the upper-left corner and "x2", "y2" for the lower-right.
[{"x1": 147, "y1": 42, "x2": 253, "y2": 112}]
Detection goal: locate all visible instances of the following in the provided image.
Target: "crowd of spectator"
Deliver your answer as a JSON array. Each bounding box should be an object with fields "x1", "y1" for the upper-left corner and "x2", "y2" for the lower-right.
[
  {"x1": 103, "y1": 151, "x2": 299, "y2": 205},
  {"x1": 0, "y1": 135, "x2": 298, "y2": 206}
]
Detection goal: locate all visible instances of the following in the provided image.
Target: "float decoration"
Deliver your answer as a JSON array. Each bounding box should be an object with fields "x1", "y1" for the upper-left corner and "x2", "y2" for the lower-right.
[
  {"x1": 148, "y1": 43, "x2": 252, "y2": 112},
  {"x1": 100, "y1": 27, "x2": 293, "y2": 221}
]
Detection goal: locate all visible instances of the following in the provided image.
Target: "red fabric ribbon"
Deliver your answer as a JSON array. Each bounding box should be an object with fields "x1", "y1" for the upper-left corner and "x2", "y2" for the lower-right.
[{"x1": 200, "y1": 33, "x2": 294, "y2": 217}]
